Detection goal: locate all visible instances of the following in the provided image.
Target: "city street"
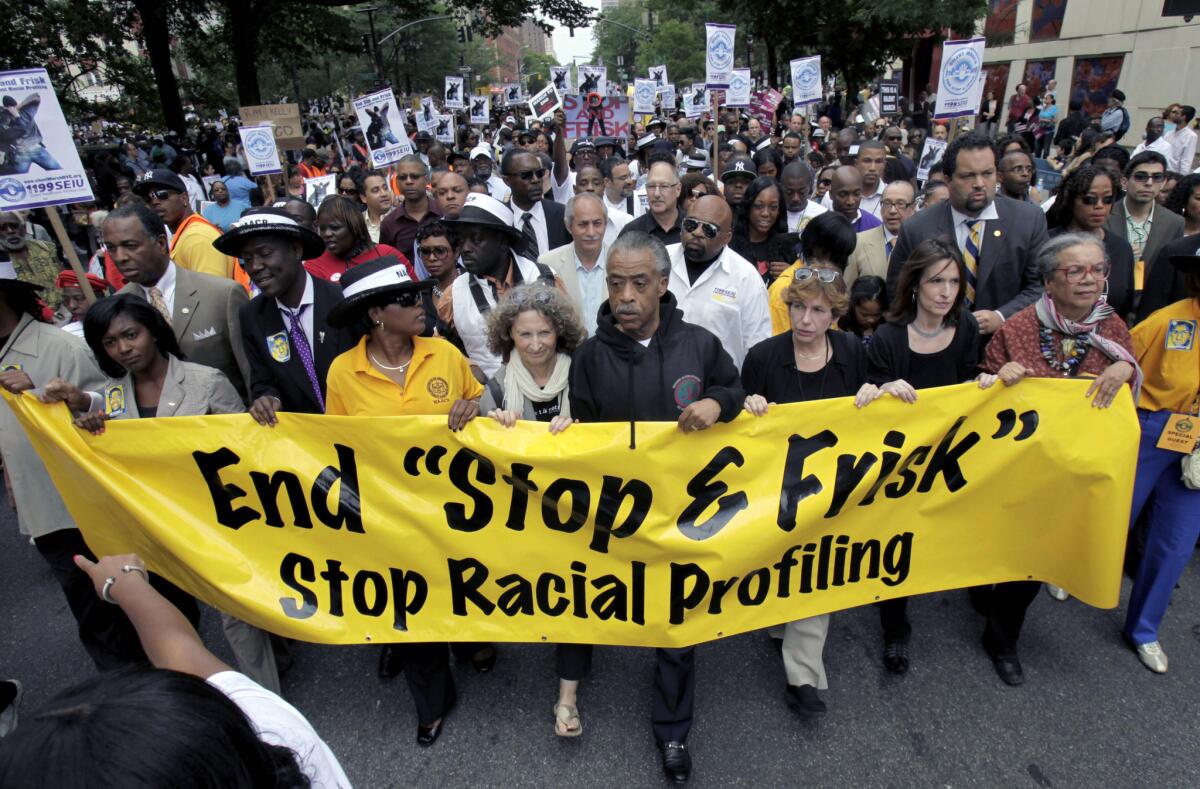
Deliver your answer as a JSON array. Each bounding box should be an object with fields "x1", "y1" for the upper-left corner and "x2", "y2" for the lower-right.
[{"x1": 4, "y1": 506, "x2": 1199, "y2": 787}]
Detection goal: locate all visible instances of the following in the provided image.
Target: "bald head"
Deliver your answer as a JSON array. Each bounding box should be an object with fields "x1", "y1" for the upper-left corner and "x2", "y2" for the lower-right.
[
  {"x1": 681, "y1": 194, "x2": 733, "y2": 262},
  {"x1": 830, "y1": 165, "x2": 864, "y2": 219}
]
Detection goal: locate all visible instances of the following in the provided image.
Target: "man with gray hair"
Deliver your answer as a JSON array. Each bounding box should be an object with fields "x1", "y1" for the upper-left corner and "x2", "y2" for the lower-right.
[
  {"x1": 569, "y1": 229, "x2": 743, "y2": 784},
  {"x1": 540, "y1": 192, "x2": 610, "y2": 334}
]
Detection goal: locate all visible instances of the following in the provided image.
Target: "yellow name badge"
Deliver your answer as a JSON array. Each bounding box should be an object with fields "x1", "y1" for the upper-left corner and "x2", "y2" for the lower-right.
[
  {"x1": 1134, "y1": 259, "x2": 1145, "y2": 291},
  {"x1": 1157, "y1": 413, "x2": 1200, "y2": 454}
]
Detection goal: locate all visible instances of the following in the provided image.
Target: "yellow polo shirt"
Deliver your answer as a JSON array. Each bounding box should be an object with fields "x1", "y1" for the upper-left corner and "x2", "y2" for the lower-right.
[
  {"x1": 170, "y1": 214, "x2": 238, "y2": 280},
  {"x1": 1132, "y1": 297, "x2": 1200, "y2": 413},
  {"x1": 768, "y1": 260, "x2": 805, "y2": 335},
  {"x1": 325, "y1": 335, "x2": 483, "y2": 417}
]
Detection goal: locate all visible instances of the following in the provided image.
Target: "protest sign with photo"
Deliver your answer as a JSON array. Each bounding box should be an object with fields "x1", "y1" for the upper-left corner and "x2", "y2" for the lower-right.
[
  {"x1": 238, "y1": 124, "x2": 283, "y2": 176},
  {"x1": 649, "y1": 65, "x2": 669, "y2": 88},
  {"x1": 469, "y1": 94, "x2": 490, "y2": 125},
  {"x1": 935, "y1": 37, "x2": 986, "y2": 119},
  {"x1": 417, "y1": 96, "x2": 438, "y2": 132},
  {"x1": 435, "y1": 114, "x2": 455, "y2": 144},
  {"x1": 502, "y1": 83, "x2": 522, "y2": 107},
  {"x1": 550, "y1": 66, "x2": 572, "y2": 94},
  {"x1": 201, "y1": 174, "x2": 222, "y2": 197},
  {"x1": 303, "y1": 174, "x2": 337, "y2": 209},
  {"x1": 578, "y1": 65, "x2": 607, "y2": 97},
  {"x1": 705, "y1": 23, "x2": 736, "y2": 89},
  {"x1": 917, "y1": 137, "x2": 948, "y2": 182},
  {"x1": 658, "y1": 83, "x2": 676, "y2": 112},
  {"x1": 791, "y1": 56, "x2": 822, "y2": 107},
  {"x1": 353, "y1": 87, "x2": 413, "y2": 167},
  {"x1": 444, "y1": 76, "x2": 465, "y2": 109},
  {"x1": 0, "y1": 68, "x2": 94, "y2": 211},
  {"x1": 561, "y1": 94, "x2": 630, "y2": 140},
  {"x1": 526, "y1": 84, "x2": 562, "y2": 121},
  {"x1": 749, "y1": 88, "x2": 783, "y2": 126}
]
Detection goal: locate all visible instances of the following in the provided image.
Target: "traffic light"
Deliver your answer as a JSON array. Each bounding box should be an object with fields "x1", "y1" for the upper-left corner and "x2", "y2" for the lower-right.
[
  {"x1": 457, "y1": 25, "x2": 472, "y2": 43},
  {"x1": 361, "y1": 34, "x2": 371, "y2": 55}
]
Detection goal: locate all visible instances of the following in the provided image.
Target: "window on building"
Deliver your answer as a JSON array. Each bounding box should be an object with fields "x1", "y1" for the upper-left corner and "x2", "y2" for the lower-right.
[
  {"x1": 983, "y1": 63, "x2": 1012, "y2": 107},
  {"x1": 984, "y1": 0, "x2": 1018, "y2": 46},
  {"x1": 1069, "y1": 56, "x2": 1125, "y2": 118},
  {"x1": 1030, "y1": 0, "x2": 1068, "y2": 42},
  {"x1": 1022, "y1": 60, "x2": 1056, "y2": 97}
]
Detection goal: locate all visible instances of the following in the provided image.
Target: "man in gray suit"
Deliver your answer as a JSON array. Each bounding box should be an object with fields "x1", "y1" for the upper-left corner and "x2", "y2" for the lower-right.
[
  {"x1": 887, "y1": 133, "x2": 1048, "y2": 335},
  {"x1": 539, "y1": 193, "x2": 608, "y2": 335},
  {"x1": 1105, "y1": 150, "x2": 1184, "y2": 289},
  {"x1": 104, "y1": 203, "x2": 249, "y2": 398}
]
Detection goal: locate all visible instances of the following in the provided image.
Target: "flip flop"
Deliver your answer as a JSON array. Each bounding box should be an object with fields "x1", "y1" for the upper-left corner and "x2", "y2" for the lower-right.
[{"x1": 553, "y1": 703, "x2": 582, "y2": 737}]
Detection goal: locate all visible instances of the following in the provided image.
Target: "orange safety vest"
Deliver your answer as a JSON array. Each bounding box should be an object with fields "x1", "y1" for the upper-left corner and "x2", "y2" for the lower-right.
[
  {"x1": 172, "y1": 213, "x2": 252, "y2": 294},
  {"x1": 297, "y1": 162, "x2": 328, "y2": 180}
]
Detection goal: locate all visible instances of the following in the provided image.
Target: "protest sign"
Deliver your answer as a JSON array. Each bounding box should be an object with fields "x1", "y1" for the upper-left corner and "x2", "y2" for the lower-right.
[
  {"x1": 0, "y1": 68, "x2": 94, "y2": 211},
  {"x1": 658, "y1": 84, "x2": 676, "y2": 112},
  {"x1": 917, "y1": 138, "x2": 948, "y2": 182},
  {"x1": 6, "y1": 380, "x2": 1137, "y2": 647},
  {"x1": 791, "y1": 56, "x2": 822, "y2": 107},
  {"x1": 201, "y1": 174, "x2": 222, "y2": 197},
  {"x1": 353, "y1": 87, "x2": 413, "y2": 167},
  {"x1": 526, "y1": 84, "x2": 561, "y2": 121},
  {"x1": 879, "y1": 79, "x2": 901, "y2": 115},
  {"x1": 633, "y1": 79, "x2": 658, "y2": 114},
  {"x1": 561, "y1": 94, "x2": 630, "y2": 140},
  {"x1": 935, "y1": 37, "x2": 986, "y2": 119},
  {"x1": 417, "y1": 96, "x2": 438, "y2": 132},
  {"x1": 550, "y1": 66, "x2": 572, "y2": 94},
  {"x1": 749, "y1": 88, "x2": 783, "y2": 126},
  {"x1": 469, "y1": 94, "x2": 490, "y2": 125},
  {"x1": 303, "y1": 174, "x2": 336, "y2": 209},
  {"x1": 502, "y1": 83, "x2": 522, "y2": 107},
  {"x1": 726, "y1": 69, "x2": 752, "y2": 108},
  {"x1": 578, "y1": 65, "x2": 607, "y2": 97},
  {"x1": 238, "y1": 124, "x2": 283, "y2": 176},
  {"x1": 239, "y1": 103, "x2": 304, "y2": 149},
  {"x1": 435, "y1": 114, "x2": 455, "y2": 144},
  {"x1": 705, "y1": 23, "x2": 736, "y2": 89},
  {"x1": 684, "y1": 83, "x2": 709, "y2": 118},
  {"x1": 649, "y1": 65, "x2": 669, "y2": 88},
  {"x1": 444, "y1": 76, "x2": 465, "y2": 109}
]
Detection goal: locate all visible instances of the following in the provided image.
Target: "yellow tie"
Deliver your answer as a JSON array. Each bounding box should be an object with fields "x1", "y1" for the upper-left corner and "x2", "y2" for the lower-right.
[
  {"x1": 963, "y1": 221, "x2": 982, "y2": 307},
  {"x1": 147, "y1": 287, "x2": 173, "y2": 326}
]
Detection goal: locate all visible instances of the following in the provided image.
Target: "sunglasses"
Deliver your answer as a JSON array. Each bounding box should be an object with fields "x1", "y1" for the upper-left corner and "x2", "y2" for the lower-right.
[
  {"x1": 418, "y1": 245, "x2": 452, "y2": 258},
  {"x1": 146, "y1": 189, "x2": 176, "y2": 202},
  {"x1": 794, "y1": 267, "x2": 842, "y2": 283},
  {"x1": 682, "y1": 217, "x2": 720, "y2": 239},
  {"x1": 1079, "y1": 194, "x2": 1116, "y2": 206},
  {"x1": 387, "y1": 292, "x2": 421, "y2": 308},
  {"x1": 1131, "y1": 171, "x2": 1167, "y2": 183},
  {"x1": 504, "y1": 168, "x2": 547, "y2": 182},
  {"x1": 338, "y1": 187, "x2": 357, "y2": 195}
]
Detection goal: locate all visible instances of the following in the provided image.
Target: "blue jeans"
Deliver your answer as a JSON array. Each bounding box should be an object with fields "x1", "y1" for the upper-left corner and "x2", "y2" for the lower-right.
[
  {"x1": 8, "y1": 146, "x2": 62, "y2": 173},
  {"x1": 1124, "y1": 410, "x2": 1200, "y2": 645}
]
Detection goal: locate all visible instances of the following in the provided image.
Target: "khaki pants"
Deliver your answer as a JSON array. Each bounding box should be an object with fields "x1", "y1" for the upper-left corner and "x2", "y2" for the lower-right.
[
  {"x1": 220, "y1": 613, "x2": 281, "y2": 695},
  {"x1": 781, "y1": 614, "x2": 830, "y2": 689}
]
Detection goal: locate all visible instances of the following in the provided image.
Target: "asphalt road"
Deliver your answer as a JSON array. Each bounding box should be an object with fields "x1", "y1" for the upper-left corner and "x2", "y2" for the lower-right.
[{"x1": 4, "y1": 502, "x2": 1200, "y2": 788}]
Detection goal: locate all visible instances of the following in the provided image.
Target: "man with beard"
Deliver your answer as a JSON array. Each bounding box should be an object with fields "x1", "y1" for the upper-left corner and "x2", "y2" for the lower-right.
[
  {"x1": 601, "y1": 156, "x2": 638, "y2": 217},
  {"x1": 996, "y1": 149, "x2": 1038, "y2": 203},
  {"x1": 133, "y1": 169, "x2": 243, "y2": 288},
  {"x1": 503, "y1": 148, "x2": 570, "y2": 260},
  {"x1": 666, "y1": 194, "x2": 770, "y2": 368},
  {"x1": 0, "y1": 212, "x2": 60, "y2": 309}
]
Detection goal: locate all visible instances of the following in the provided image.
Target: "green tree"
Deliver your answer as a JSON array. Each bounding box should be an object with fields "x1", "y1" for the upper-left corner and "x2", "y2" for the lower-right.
[{"x1": 523, "y1": 52, "x2": 559, "y2": 94}]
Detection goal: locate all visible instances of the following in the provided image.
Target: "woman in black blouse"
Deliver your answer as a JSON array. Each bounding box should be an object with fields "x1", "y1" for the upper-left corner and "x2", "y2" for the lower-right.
[
  {"x1": 731, "y1": 176, "x2": 797, "y2": 283},
  {"x1": 742, "y1": 267, "x2": 880, "y2": 719},
  {"x1": 859, "y1": 237, "x2": 996, "y2": 675}
]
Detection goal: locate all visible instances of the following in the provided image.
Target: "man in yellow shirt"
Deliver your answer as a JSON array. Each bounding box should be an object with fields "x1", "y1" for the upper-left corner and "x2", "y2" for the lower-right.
[{"x1": 134, "y1": 169, "x2": 247, "y2": 291}]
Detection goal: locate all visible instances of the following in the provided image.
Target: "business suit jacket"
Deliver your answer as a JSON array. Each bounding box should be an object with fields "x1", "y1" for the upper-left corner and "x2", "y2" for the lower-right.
[
  {"x1": 887, "y1": 195, "x2": 1048, "y2": 318},
  {"x1": 120, "y1": 265, "x2": 250, "y2": 398},
  {"x1": 1105, "y1": 200, "x2": 1184, "y2": 276},
  {"x1": 844, "y1": 226, "x2": 889, "y2": 287},
  {"x1": 99, "y1": 355, "x2": 244, "y2": 419},
  {"x1": 1136, "y1": 233, "x2": 1199, "y2": 323},
  {"x1": 539, "y1": 243, "x2": 586, "y2": 314},
  {"x1": 239, "y1": 276, "x2": 357, "y2": 412},
  {"x1": 510, "y1": 198, "x2": 573, "y2": 260}
]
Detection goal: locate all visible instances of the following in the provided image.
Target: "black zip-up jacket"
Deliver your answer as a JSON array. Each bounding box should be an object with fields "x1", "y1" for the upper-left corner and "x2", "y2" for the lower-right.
[{"x1": 569, "y1": 292, "x2": 744, "y2": 447}]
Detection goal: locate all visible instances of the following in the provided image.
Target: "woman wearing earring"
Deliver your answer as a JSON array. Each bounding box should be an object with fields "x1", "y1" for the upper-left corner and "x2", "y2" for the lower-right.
[{"x1": 324, "y1": 255, "x2": 482, "y2": 747}]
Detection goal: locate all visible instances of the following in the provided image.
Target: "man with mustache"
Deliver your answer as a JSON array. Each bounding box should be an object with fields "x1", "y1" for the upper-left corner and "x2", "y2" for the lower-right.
[{"x1": 0, "y1": 211, "x2": 60, "y2": 310}]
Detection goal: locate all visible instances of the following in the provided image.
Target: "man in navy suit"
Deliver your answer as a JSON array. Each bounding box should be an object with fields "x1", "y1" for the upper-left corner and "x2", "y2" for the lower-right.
[{"x1": 887, "y1": 133, "x2": 1048, "y2": 336}]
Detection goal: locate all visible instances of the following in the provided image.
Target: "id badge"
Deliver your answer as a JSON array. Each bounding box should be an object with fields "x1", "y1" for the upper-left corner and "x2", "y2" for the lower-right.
[{"x1": 1156, "y1": 413, "x2": 1200, "y2": 454}]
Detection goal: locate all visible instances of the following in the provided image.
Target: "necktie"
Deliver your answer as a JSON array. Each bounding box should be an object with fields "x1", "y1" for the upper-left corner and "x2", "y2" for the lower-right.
[
  {"x1": 284, "y1": 306, "x2": 326, "y2": 413},
  {"x1": 520, "y1": 212, "x2": 538, "y2": 259},
  {"x1": 962, "y1": 220, "x2": 982, "y2": 307},
  {"x1": 884, "y1": 239, "x2": 894, "y2": 261},
  {"x1": 147, "y1": 287, "x2": 172, "y2": 326}
]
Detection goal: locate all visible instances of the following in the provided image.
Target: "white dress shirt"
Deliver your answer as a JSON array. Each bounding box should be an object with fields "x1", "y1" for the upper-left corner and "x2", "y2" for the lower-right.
[
  {"x1": 574, "y1": 245, "x2": 609, "y2": 336},
  {"x1": 1166, "y1": 126, "x2": 1197, "y2": 174},
  {"x1": 786, "y1": 201, "x2": 827, "y2": 232},
  {"x1": 143, "y1": 261, "x2": 178, "y2": 314},
  {"x1": 1132, "y1": 137, "x2": 1174, "y2": 160},
  {"x1": 487, "y1": 174, "x2": 511, "y2": 202},
  {"x1": 666, "y1": 243, "x2": 772, "y2": 369},
  {"x1": 275, "y1": 273, "x2": 315, "y2": 348},
  {"x1": 511, "y1": 200, "x2": 549, "y2": 258},
  {"x1": 950, "y1": 201, "x2": 1000, "y2": 255},
  {"x1": 603, "y1": 206, "x2": 633, "y2": 246}
]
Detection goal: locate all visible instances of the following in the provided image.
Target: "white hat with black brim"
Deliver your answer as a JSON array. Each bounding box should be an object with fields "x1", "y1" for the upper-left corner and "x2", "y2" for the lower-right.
[
  {"x1": 213, "y1": 209, "x2": 325, "y2": 259},
  {"x1": 326, "y1": 256, "x2": 433, "y2": 328},
  {"x1": 441, "y1": 192, "x2": 525, "y2": 241}
]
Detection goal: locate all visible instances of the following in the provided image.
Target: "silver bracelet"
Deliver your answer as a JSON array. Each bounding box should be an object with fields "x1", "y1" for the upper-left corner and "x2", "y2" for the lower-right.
[
  {"x1": 101, "y1": 576, "x2": 117, "y2": 604},
  {"x1": 122, "y1": 565, "x2": 149, "y2": 582}
]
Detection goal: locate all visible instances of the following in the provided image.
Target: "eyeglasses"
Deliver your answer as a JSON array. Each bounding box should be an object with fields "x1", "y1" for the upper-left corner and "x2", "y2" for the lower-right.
[
  {"x1": 1131, "y1": 171, "x2": 1167, "y2": 183},
  {"x1": 1079, "y1": 194, "x2": 1116, "y2": 206},
  {"x1": 682, "y1": 217, "x2": 720, "y2": 239},
  {"x1": 794, "y1": 267, "x2": 842, "y2": 283},
  {"x1": 504, "y1": 168, "x2": 546, "y2": 182},
  {"x1": 398, "y1": 173, "x2": 425, "y2": 182},
  {"x1": 1057, "y1": 263, "x2": 1110, "y2": 283},
  {"x1": 885, "y1": 135, "x2": 902, "y2": 141},
  {"x1": 646, "y1": 182, "x2": 680, "y2": 193},
  {"x1": 881, "y1": 200, "x2": 913, "y2": 211},
  {"x1": 387, "y1": 292, "x2": 422, "y2": 308},
  {"x1": 418, "y1": 245, "x2": 452, "y2": 258}
]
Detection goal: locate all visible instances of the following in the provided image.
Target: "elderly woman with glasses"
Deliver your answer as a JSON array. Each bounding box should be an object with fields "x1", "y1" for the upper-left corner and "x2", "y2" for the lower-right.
[
  {"x1": 1045, "y1": 165, "x2": 1136, "y2": 317},
  {"x1": 742, "y1": 264, "x2": 879, "y2": 722},
  {"x1": 324, "y1": 256, "x2": 483, "y2": 747},
  {"x1": 306, "y1": 195, "x2": 410, "y2": 283}
]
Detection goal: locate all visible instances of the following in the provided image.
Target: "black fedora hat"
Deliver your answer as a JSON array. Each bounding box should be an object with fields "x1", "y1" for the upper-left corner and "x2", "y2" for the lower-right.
[
  {"x1": 441, "y1": 193, "x2": 524, "y2": 241},
  {"x1": 327, "y1": 256, "x2": 433, "y2": 328},
  {"x1": 213, "y1": 209, "x2": 325, "y2": 259}
]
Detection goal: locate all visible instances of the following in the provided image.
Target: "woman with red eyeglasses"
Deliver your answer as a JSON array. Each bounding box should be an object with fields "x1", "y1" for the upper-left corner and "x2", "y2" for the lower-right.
[{"x1": 1046, "y1": 164, "x2": 1136, "y2": 317}]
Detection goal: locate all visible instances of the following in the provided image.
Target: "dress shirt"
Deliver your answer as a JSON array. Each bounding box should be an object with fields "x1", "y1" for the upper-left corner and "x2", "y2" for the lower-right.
[
  {"x1": 603, "y1": 207, "x2": 633, "y2": 246},
  {"x1": 275, "y1": 273, "x2": 315, "y2": 348},
  {"x1": 950, "y1": 201, "x2": 1001, "y2": 255},
  {"x1": 142, "y1": 261, "x2": 178, "y2": 314},
  {"x1": 1131, "y1": 137, "x2": 1173, "y2": 160},
  {"x1": 575, "y1": 246, "x2": 608, "y2": 336},
  {"x1": 511, "y1": 200, "x2": 549, "y2": 257},
  {"x1": 1166, "y1": 126, "x2": 1197, "y2": 174}
]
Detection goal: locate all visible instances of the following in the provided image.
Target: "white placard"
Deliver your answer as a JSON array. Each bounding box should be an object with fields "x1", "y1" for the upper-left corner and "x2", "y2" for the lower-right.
[
  {"x1": 469, "y1": 94, "x2": 490, "y2": 125},
  {"x1": 690, "y1": 83, "x2": 709, "y2": 113},
  {"x1": 726, "y1": 68, "x2": 752, "y2": 108},
  {"x1": 578, "y1": 65, "x2": 607, "y2": 97},
  {"x1": 417, "y1": 96, "x2": 438, "y2": 132},
  {"x1": 791, "y1": 56, "x2": 822, "y2": 107},
  {"x1": 435, "y1": 114, "x2": 455, "y2": 144},
  {"x1": 303, "y1": 174, "x2": 336, "y2": 209},
  {"x1": 503, "y1": 83, "x2": 522, "y2": 107},
  {"x1": 916, "y1": 138, "x2": 948, "y2": 182},
  {"x1": 550, "y1": 66, "x2": 572, "y2": 94},
  {"x1": 633, "y1": 78, "x2": 658, "y2": 114},
  {"x1": 444, "y1": 76, "x2": 465, "y2": 109},
  {"x1": 658, "y1": 83, "x2": 676, "y2": 111},
  {"x1": 934, "y1": 37, "x2": 986, "y2": 119},
  {"x1": 683, "y1": 87, "x2": 705, "y2": 119},
  {"x1": 0, "y1": 68, "x2": 94, "y2": 210},
  {"x1": 526, "y1": 84, "x2": 562, "y2": 121},
  {"x1": 649, "y1": 65, "x2": 669, "y2": 89},
  {"x1": 705, "y1": 23, "x2": 736, "y2": 89},
  {"x1": 353, "y1": 88, "x2": 413, "y2": 167},
  {"x1": 238, "y1": 124, "x2": 282, "y2": 175}
]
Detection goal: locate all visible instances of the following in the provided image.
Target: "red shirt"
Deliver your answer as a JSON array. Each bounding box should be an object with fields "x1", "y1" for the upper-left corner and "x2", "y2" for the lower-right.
[{"x1": 304, "y1": 243, "x2": 411, "y2": 283}]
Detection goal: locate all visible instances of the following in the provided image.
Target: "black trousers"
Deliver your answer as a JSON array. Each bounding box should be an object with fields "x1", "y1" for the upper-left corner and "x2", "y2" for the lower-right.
[
  {"x1": 556, "y1": 643, "x2": 593, "y2": 682},
  {"x1": 34, "y1": 528, "x2": 200, "y2": 670},
  {"x1": 976, "y1": 581, "x2": 1042, "y2": 658},
  {"x1": 652, "y1": 647, "x2": 694, "y2": 745},
  {"x1": 876, "y1": 597, "x2": 912, "y2": 643},
  {"x1": 398, "y1": 642, "x2": 456, "y2": 725}
]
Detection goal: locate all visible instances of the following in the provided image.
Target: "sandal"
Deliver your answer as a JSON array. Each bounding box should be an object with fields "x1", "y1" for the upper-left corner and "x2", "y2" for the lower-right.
[{"x1": 553, "y1": 703, "x2": 582, "y2": 737}]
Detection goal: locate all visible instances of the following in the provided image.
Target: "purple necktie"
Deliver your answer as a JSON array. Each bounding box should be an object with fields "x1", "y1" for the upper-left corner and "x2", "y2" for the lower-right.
[{"x1": 284, "y1": 306, "x2": 325, "y2": 413}]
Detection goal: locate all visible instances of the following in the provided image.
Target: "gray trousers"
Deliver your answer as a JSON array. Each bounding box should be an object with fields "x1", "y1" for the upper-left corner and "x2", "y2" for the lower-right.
[
  {"x1": 781, "y1": 614, "x2": 830, "y2": 689},
  {"x1": 220, "y1": 613, "x2": 281, "y2": 695}
]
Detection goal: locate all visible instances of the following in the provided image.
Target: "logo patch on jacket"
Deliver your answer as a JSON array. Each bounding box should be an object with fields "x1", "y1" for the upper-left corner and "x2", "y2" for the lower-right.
[
  {"x1": 1165, "y1": 319, "x2": 1195, "y2": 351},
  {"x1": 673, "y1": 374, "x2": 701, "y2": 409},
  {"x1": 267, "y1": 331, "x2": 291, "y2": 363},
  {"x1": 711, "y1": 286, "x2": 738, "y2": 304}
]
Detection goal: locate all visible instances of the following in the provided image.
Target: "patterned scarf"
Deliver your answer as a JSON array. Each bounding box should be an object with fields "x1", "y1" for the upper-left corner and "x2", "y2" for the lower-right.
[{"x1": 1034, "y1": 292, "x2": 1143, "y2": 400}]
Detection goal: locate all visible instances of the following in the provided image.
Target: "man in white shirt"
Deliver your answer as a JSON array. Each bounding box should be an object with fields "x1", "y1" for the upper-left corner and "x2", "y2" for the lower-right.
[
  {"x1": 781, "y1": 161, "x2": 827, "y2": 233},
  {"x1": 573, "y1": 163, "x2": 631, "y2": 246},
  {"x1": 666, "y1": 195, "x2": 771, "y2": 369},
  {"x1": 600, "y1": 157, "x2": 640, "y2": 217},
  {"x1": 1131, "y1": 117, "x2": 1173, "y2": 160},
  {"x1": 1165, "y1": 105, "x2": 1197, "y2": 174},
  {"x1": 540, "y1": 193, "x2": 610, "y2": 335},
  {"x1": 470, "y1": 144, "x2": 511, "y2": 202},
  {"x1": 501, "y1": 148, "x2": 570, "y2": 260}
]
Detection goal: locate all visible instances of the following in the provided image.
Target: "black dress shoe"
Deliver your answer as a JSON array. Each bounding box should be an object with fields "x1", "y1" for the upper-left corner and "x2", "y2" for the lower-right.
[
  {"x1": 785, "y1": 684, "x2": 827, "y2": 717},
  {"x1": 378, "y1": 645, "x2": 404, "y2": 679},
  {"x1": 660, "y1": 741, "x2": 691, "y2": 784},
  {"x1": 416, "y1": 717, "x2": 445, "y2": 747},
  {"x1": 470, "y1": 646, "x2": 497, "y2": 674},
  {"x1": 883, "y1": 640, "x2": 910, "y2": 674},
  {"x1": 989, "y1": 653, "x2": 1025, "y2": 686}
]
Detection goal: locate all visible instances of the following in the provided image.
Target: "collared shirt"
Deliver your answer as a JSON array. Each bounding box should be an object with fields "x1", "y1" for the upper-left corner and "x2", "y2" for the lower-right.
[
  {"x1": 142, "y1": 260, "x2": 178, "y2": 314},
  {"x1": 1166, "y1": 126, "x2": 1198, "y2": 174},
  {"x1": 1132, "y1": 297, "x2": 1200, "y2": 413},
  {"x1": 574, "y1": 245, "x2": 608, "y2": 336},
  {"x1": 604, "y1": 191, "x2": 641, "y2": 219},
  {"x1": 821, "y1": 183, "x2": 887, "y2": 219},
  {"x1": 665, "y1": 243, "x2": 772, "y2": 369},
  {"x1": 379, "y1": 200, "x2": 442, "y2": 260},
  {"x1": 620, "y1": 209, "x2": 683, "y2": 246},
  {"x1": 1124, "y1": 198, "x2": 1155, "y2": 262},
  {"x1": 603, "y1": 207, "x2": 632, "y2": 247},
  {"x1": 487, "y1": 174, "x2": 512, "y2": 202},
  {"x1": 786, "y1": 201, "x2": 827, "y2": 233},
  {"x1": 325, "y1": 334, "x2": 483, "y2": 417},
  {"x1": 849, "y1": 210, "x2": 882, "y2": 234},
  {"x1": 365, "y1": 213, "x2": 383, "y2": 244},
  {"x1": 511, "y1": 200, "x2": 549, "y2": 258},
  {"x1": 1131, "y1": 137, "x2": 1173, "y2": 160},
  {"x1": 950, "y1": 201, "x2": 1001, "y2": 255},
  {"x1": 275, "y1": 273, "x2": 315, "y2": 348},
  {"x1": 13, "y1": 240, "x2": 62, "y2": 309}
]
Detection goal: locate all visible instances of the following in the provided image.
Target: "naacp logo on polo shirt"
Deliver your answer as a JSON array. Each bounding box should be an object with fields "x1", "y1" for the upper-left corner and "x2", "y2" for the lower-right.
[
  {"x1": 268, "y1": 331, "x2": 291, "y2": 363},
  {"x1": 1165, "y1": 319, "x2": 1196, "y2": 351},
  {"x1": 105, "y1": 384, "x2": 126, "y2": 417},
  {"x1": 427, "y1": 377, "x2": 450, "y2": 402}
]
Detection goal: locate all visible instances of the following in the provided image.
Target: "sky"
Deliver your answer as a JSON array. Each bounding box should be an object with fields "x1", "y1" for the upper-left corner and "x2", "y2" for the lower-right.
[{"x1": 548, "y1": 0, "x2": 600, "y2": 67}]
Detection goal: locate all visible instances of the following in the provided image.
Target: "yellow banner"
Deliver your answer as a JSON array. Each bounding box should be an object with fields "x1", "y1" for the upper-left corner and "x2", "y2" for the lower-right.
[{"x1": 5, "y1": 380, "x2": 1138, "y2": 648}]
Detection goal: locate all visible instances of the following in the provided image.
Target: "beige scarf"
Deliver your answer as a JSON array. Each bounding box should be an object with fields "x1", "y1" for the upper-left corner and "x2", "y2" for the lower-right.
[{"x1": 503, "y1": 353, "x2": 572, "y2": 419}]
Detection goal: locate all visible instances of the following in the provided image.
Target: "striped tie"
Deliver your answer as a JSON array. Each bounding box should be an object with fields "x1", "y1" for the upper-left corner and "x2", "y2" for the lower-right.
[
  {"x1": 963, "y1": 220, "x2": 982, "y2": 308},
  {"x1": 520, "y1": 212, "x2": 539, "y2": 259}
]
